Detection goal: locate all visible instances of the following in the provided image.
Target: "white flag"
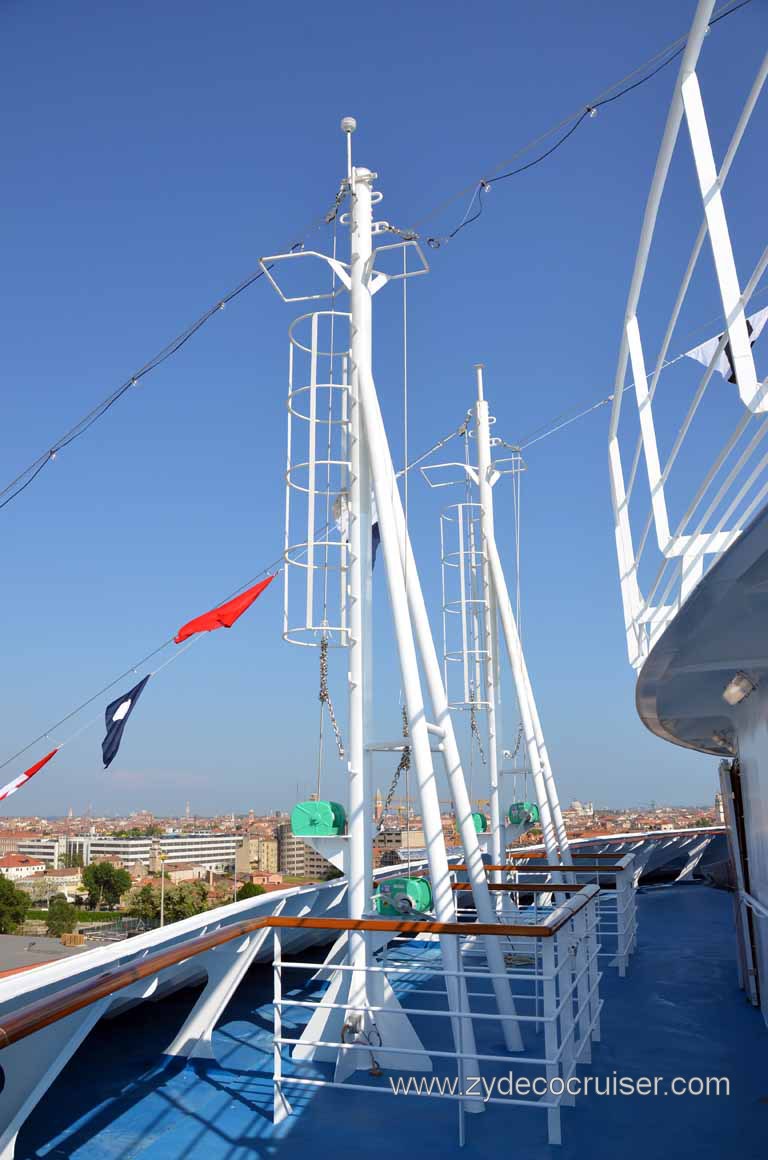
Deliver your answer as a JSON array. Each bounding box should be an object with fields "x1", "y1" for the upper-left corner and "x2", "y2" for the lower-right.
[{"x1": 685, "y1": 306, "x2": 768, "y2": 384}]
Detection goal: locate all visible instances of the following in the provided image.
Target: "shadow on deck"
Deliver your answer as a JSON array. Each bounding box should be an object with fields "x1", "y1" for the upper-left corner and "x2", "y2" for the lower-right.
[{"x1": 16, "y1": 885, "x2": 768, "y2": 1160}]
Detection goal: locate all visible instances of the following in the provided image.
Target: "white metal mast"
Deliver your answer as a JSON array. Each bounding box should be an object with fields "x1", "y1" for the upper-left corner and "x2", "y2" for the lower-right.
[
  {"x1": 274, "y1": 120, "x2": 523, "y2": 1082},
  {"x1": 473, "y1": 366, "x2": 503, "y2": 881},
  {"x1": 345, "y1": 126, "x2": 521, "y2": 1058},
  {"x1": 431, "y1": 368, "x2": 570, "y2": 869},
  {"x1": 473, "y1": 365, "x2": 570, "y2": 866},
  {"x1": 345, "y1": 122, "x2": 374, "y2": 1034}
]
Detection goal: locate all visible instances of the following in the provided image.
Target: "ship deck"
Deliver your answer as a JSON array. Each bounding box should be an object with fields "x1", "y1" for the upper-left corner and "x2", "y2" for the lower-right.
[{"x1": 16, "y1": 884, "x2": 767, "y2": 1160}]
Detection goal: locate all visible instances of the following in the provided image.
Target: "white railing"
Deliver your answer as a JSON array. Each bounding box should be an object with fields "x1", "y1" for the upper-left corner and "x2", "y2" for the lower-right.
[
  {"x1": 608, "y1": 0, "x2": 768, "y2": 669},
  {"x1": 451, "y1": 854, "x2": 637, "y2": 976},
  {"x1": 273, "y1": 886, "x2": 601, "y2": 1148}
]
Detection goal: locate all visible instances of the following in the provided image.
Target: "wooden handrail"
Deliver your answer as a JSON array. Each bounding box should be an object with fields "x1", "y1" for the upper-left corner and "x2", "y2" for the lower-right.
[
  {"x1": 451, "y1": 882, "x2": 592, "y2": 893},
  {"x1": 450, "y1": 863, "x2": 627, "y2": 873},
  {"x1": 0, "y1": 890, "x2": 599, "y2": 1051}
]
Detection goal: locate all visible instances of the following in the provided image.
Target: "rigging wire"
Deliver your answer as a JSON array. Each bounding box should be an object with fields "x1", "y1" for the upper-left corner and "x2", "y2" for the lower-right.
[
  {"x1": 0, "y1": 551, "x2": 283, "y2": 776},
  {"x1": 0, "y1": 2, "x2": 755, "y2": 516},
  {"x1": 0, "y1": 185, "x2": 350, "y2": 515},
  {"x1": 1, "y1": 2, "x2": 758, "y2": 778},
  {"x1": 407, "y1": 0, "x2": 755, "y2": 249},
  {"x1": 0, "y1": 421, "x2": 464, "y2": 779},
  {"x1": 496, "y1": 280, "x2": 768, "y2": 454}
]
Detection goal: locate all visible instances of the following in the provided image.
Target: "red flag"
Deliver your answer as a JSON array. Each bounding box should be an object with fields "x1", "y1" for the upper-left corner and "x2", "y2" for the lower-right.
[
  {"x1": 174, "y1": 575, "x2": 276, "y2": 644},
  {"x1": 0, "y1": 749, "x2": 59, "y2": 804}
]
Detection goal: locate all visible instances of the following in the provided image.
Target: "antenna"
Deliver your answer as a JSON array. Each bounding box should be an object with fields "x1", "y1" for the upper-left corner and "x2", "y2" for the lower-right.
[{"x1": 340, "y1": 116, "x2": 356, "y2": 181}]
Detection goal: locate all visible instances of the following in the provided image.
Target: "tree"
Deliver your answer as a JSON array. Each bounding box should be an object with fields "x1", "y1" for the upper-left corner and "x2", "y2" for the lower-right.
[
  {"x1": 235, "y1": 882, "x2": 266, "y2": 901},
  {"x1": 26, "y1": 880, "x2": 54, "y2": 907},
  {"x1": 62, "y1": 851, "x2": 84, "y2": 869},
  {"x1": 127, "y1": 884, "x2": 160, "y2": 923},
  {"x1": 164, "y1": 881, "x2": 210, "y2": 923},
  {"x1": 0, "y1": 876, "x2": 29, "y2": 933},
  {"x1": 82, "y1": 862, "x2": 132, "y2": 909},
  {"x1": 46, "y1": 897, "x2": 78, "y2": 937}
]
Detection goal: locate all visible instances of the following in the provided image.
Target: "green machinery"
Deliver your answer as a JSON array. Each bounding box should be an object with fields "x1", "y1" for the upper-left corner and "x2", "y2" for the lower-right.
[
  {"x1": 471, "y1": 811, "x2": 489, "y2": 833},
  {"x1": 374, "y1": 875, "x2": 434, "y2": 916},
  {"x1": 507, "y1": 801, "x2": 540, "y2": 825},
  {"x1": 290, "y1": 799, "x2": 347, "y2": 837}
]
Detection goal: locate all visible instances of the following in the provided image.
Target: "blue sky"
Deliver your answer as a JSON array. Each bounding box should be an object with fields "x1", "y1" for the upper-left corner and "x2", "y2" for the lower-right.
[{"x1": 0, "y1": 0, "x2": 765, "y2": 817}]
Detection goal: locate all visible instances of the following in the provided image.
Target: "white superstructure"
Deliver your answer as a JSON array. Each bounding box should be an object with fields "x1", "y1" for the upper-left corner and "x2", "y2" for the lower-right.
[{"x1": 607, "y1": 0, "x2": 768, "y2": 1026}]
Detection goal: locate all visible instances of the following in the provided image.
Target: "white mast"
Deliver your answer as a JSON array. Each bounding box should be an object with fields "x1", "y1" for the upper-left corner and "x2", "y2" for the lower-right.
[
  {"x1": 473, "y1": 365, "x2": 503, "y2": 882},
  {"x1": 273, "y1": 121, "x2": 523, "y2": 1081},
  {"x1": 346, "y1": 127, "x2": 521, "y2": 1060},
  {"x1": 345, "y1": 119, "x2": 374, "y2": 1027},
  {"x1": 473, "y1": 365, "x2": 570, "y2": 865}
]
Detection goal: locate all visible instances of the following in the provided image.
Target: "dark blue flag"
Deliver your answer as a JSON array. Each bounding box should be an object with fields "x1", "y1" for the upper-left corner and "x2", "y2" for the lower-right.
[
  {"x1": 372, "y1": 521, "x2": 380, "y2": 568},
  {"x1": 102, "y1": 675, "x2": 150, "y2": 769}
]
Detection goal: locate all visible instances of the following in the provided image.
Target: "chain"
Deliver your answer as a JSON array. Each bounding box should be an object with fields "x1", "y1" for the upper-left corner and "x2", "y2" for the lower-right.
[
  {"x1": 380, "y1": 223, "x2": 419, "y2": 242},
  {"x1": 377, "y1": 707, "x2": 410, "y2": 832},
  {"x1": 510, "y1": 722, "x2": 524, "y2": 759},
  {"x1": 469, "y1": 695, "x2": 487, "y2": 765},
  {"x1": 319, "y1": 637, "x2": 344, "y2": 759},
  {"x1": 324, "y1": 180, "x2": 350, "y2": 224}
]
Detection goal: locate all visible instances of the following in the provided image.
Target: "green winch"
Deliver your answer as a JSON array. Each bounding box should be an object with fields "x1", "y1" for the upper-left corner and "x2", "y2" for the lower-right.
[
  {"x1": 290, "y1": 800, "x2": 347, "y2": 837},
  {"x1": 508, "y1": 801, "x2": 540, "y2": 825},
  {"x1": 374, "y1": 876, "x2": 433, "y2": 916},
  {"x1": 471, "y1": 811, "x2": 489, "y2": 833}
]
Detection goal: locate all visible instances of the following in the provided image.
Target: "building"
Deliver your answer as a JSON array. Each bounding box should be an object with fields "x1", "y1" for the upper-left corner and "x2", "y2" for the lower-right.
[
  {"x1": 17, "y1": 868, "x2": 84, "y2": 903},
  {"x1": 160, "y1": 862, "x2": 201, "y2": 885},
  {"x1": 247, "y1": 870, "x2": 283, "y2": 887},
  {"x1": 568, "y1": 801, "x2": 595, "y2": 818},
  {"x1": 0, "y1": 832, "x2": 45, "y2": 857},
  {"x1": 17, "y1": 837, "x2": 65, "y2": 868},
  {"x1": 236, "y1": 836, "x2": 279, "y2": 875},
  {"x1": 373, "y1": 829, "x2": 403, "y2": 868},
  {"x1": 715, "y1": 793, "x2": 726, "y2": 825},
  {"x1": 276, "y1": 823, "x2": 334, "y2": 879},
  {"x1": 0, "y1": 854, "x2": 46, "y2": 881},
  {"x1": 19, "y1": 832, "x2": 244, "y2": 872},
  {"x1": 253, "y1": 837, "x2": 279, "y2": 873}
]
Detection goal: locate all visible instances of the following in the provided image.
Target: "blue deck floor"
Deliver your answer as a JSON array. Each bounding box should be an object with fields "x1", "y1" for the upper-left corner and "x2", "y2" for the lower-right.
[{"x1": 16, "y1": 885, "x2": 768, "y2": 1159}]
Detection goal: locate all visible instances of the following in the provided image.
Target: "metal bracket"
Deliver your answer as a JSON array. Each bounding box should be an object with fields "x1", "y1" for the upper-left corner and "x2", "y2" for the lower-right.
[
  {"x1": 259, "y1": 250, "x2": 351, "y2": 302},
  {"x1": 421, "y1": 462, "x2": 479, "y2": 489},
  {"x1": 365, "y1": 239, "x2": 430, "y2": 296}
]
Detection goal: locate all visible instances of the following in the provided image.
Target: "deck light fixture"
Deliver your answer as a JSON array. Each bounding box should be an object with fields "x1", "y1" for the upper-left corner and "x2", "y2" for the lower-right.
[{"x1": 722, "y1": 672, "x2": 757, "y2": 706}]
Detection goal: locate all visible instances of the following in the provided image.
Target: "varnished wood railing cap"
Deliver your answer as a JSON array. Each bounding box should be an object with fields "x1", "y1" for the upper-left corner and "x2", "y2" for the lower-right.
[{"x1": 0, "y1": 888, "x2": 599, "y2": 1050}]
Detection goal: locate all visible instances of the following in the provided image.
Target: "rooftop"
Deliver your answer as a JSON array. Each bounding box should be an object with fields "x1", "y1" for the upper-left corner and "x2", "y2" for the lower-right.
[
  {"x1": 14, "y1": 884, "x2": 767, "y2": 1160},
  {"x1": 0, "y1": 935, "x2": 89, "y2": 979},
  {"x1": 0, "y1": 854, "x2": 45, "y2": 868}
]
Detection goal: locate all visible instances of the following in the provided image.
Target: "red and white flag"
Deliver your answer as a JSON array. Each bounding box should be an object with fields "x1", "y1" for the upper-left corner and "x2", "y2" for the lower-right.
[{"x1": 0, "y1": 749, "x2": 59, "y2": 804}]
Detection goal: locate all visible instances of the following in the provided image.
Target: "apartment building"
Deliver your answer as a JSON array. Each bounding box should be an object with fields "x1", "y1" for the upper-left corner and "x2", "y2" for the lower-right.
[
  {"x1": 20, "y1": 833, "x2": 242, "y2": 872},
  {"x1": 276, "y1": 823, "x2": 333, "y2": 879}
]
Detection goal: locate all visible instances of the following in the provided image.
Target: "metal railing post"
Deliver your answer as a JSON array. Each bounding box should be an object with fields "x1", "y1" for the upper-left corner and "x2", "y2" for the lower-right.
[
  {"x1": 556, "y1": 922, "x2": 576, "y2": 1106},
  {"x1": 573, "y1": 902, "x2": 591, "y2": 1066},
  {"x1": 541, "y1": 936, "x2": 561, "y2": 1146},
  {"x1": 273, "y1": 929, "x2": 292, "y2": 1124}
]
